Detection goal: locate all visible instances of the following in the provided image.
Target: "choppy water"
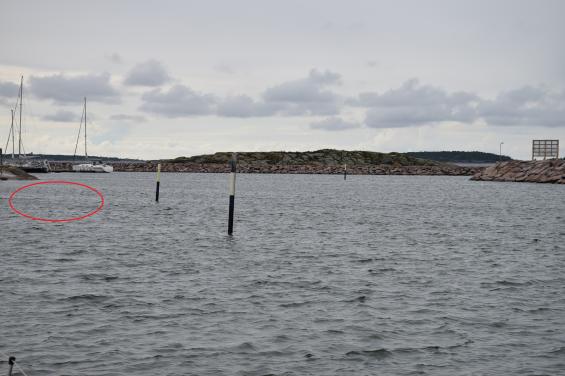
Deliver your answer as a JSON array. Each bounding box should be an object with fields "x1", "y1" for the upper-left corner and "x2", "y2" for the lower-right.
[{"x1": 1, "y1": 173, "x2": 564, "y2": 375}]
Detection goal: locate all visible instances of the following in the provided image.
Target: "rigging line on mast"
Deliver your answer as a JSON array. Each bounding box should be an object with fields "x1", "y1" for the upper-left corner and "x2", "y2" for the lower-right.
[
  {"x1": 4, "y1": 111, "x2": 12, "y2": 151},
  {"x1": 73, "y1": 102, "x2": 85, "y2": 160},
  {"x1": 11, "y1": 109, "x2": 15, "y2": 157},
  {"x1": 84, "y1": 97, "x2": 87, "y2": 160},
  {"x1": 18, "y1": 76, "x2": 23, "y2": 157},
  {"x1": 4, "y1": 109, "x2": 15, "y2": 155},
  {"x1": 5, "y1": 89, "x2": 20, "y2": 155}
]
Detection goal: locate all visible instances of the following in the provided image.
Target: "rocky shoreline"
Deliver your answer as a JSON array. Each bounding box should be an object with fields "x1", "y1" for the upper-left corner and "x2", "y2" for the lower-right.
[
  {"x1": 471, "y1": 160, "x2": 565, "y2": 184},
  {"x1": 49, "y1": 161, "x2": 482, "y2": 176}
]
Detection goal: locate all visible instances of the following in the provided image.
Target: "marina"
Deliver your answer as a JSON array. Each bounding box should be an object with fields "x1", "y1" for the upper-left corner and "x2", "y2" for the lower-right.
[
  {"x1": 1, "y1": 1, "x2": 565, "y2": 374},
  {"x1": 3, "y1": 76, "x2": 51, "y2": 173}
]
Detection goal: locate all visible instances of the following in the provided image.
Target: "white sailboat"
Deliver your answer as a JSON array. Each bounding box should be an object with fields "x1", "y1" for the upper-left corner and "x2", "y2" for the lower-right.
[
  {"x1": 72, "y1": 97, "x2": 113, "y2": 173},
  {"x1": 4, "y1": 76, "x2": 51, "y2": 173}
]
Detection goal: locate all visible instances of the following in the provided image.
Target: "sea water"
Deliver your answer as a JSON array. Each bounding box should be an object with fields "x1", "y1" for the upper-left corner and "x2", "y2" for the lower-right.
[{"x1": 1, "y1": 173, "x2": 564, "y2": 375}]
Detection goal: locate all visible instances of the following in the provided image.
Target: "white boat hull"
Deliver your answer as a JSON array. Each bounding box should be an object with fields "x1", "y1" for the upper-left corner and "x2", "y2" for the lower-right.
[{"x1": 72, "y1": 163, "x2": 113, "y2": 173}]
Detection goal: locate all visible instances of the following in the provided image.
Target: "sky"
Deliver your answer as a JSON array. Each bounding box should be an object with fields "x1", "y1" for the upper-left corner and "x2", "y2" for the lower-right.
[{"x1": 0, "y1": 0, "x2": 564, "y2": 160}]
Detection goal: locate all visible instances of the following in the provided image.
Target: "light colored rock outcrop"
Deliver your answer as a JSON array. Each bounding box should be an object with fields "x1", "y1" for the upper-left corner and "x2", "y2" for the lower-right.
[
  {"x1": 0, "y1": 166, "x2": 38, "y2": 180},
  {"x1": 471, "y1": 160, "x2": 565, "y2": 184}
]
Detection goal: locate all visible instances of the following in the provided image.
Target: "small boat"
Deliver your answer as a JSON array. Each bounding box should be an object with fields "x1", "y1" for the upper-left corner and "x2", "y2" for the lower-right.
[
  {"x1": 71, "y1": 97, "x2": 113, "y2": 173},
  {"x1": 12, "y1": 157, "x2": 51, "y2": 173},
  {"x1": 72, "y1": 160, "x2": 113, "y2": 173}
]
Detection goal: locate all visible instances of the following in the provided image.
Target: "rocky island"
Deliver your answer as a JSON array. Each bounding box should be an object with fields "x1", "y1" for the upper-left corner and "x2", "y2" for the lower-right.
[
  {"x1": 471, "y1": 160, "x2": 565, "y2": 184},
  {"x1": 105, "y1": 149, "x2": 482, "y2": 175}
]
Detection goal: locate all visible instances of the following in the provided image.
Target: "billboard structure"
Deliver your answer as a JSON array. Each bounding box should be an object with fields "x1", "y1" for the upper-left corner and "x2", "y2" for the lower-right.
[{"x1": 532, "y1": 140, "x2": 559, "y2": 160}]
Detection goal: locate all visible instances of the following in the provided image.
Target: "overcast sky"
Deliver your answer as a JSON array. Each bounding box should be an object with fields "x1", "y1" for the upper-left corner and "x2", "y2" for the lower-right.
[{"x1": 1, "y1": 0, "x2": 564, "y2": 159}]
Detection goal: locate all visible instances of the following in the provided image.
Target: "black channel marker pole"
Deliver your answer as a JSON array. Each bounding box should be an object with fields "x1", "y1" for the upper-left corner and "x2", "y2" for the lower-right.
[{"x1": 228, "y1": 153, "x2": 237, "y2": 235}]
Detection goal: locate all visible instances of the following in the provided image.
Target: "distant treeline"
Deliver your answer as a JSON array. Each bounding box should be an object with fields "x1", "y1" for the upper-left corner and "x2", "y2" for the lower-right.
[{"x1": 406, "y1": 151, "x2": 511, "y2": 163}]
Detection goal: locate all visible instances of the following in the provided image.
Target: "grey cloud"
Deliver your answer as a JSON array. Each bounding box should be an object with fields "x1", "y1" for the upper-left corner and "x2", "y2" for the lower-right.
[
  {"x1": 214, "y1": 63, "x2": 235, "y2": 75},
  {"x1": 146, "y1": 69, "x2": 344, "y2": 118},
  {"x1": 109, "y1": 114, "x2": 147, "y2": 122},
  {"x1": 352, "y1": 79, "x2": 479, "y2": 128},
  {"x1": 478, "y1": 86, "x2": 565, "y2": 127},
  {"x1": 355, "y1": 79, "x2": 564, "y2": 129},
  {"x1": 217, "y1": 95, "x2": 276, "y2": 117},
  {"x1": 0, "y1": 80, "x2": 19, "y2": 105},
  {"x1": 29, "y1": 73, "x2": 119, "y2": 104},
  {"x1": 261, "y1": 69, "x2": 342, "y2": 116},
  {"x1": 140, "y1": 85, "x2": 217, "y2": 117},
  {"x1": 263, "y1": 69, "x2": 340, "y2": 103},
  {"x1": 106, "y1": 53, "x2": 123, "y2": 64},
  {"x1": 310, "y1": 117, "x2": 361, "y2": 131},
  {"x1": 124, "y1": 60, "x2": 171, "y2": 87},
  {"x1": 42, "y1": 110, "x2": 79, "y2": 122},
  {"x1": 0, "y1": 80, "x2": 19, "y2": 98}
]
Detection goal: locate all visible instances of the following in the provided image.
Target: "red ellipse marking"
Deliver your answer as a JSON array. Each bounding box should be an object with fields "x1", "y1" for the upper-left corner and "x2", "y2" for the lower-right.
[{"x1": 8, "y1": 180, "x2": 105, "y2": 223}]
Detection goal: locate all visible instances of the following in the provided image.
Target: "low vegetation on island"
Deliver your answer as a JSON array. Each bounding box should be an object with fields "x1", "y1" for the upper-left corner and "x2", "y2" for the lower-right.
[
  {"x1": 167, "y1": 149, "x2": 438, "y2": 166},
  {"x1": 104, "y1": 149, "x2": 483, "y2": 176},
  {"x1": 406, "y1": 151, "x2": 511, "y2": 164}
]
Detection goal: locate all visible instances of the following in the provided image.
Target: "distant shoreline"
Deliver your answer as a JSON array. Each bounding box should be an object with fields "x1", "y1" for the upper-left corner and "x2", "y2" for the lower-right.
[{"x1": 48, "y1": 161, "x2": 482, "y2": 176}]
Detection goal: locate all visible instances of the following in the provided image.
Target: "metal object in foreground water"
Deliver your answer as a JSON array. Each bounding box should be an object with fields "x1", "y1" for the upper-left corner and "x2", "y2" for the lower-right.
[
  {"x1": 8, "y1": 356, "x2": 15, "y2": 376},
  {"x1": 228, "y1": 153, "x2": 237, "y2": 235}
]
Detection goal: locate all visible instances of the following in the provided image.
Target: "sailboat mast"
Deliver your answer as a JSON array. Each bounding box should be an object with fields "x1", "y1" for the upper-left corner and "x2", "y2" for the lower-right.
[
  {"x1": 84, "y1": 97, "x2": 87, "y2": 159},
  {"x1": 18, "y1": 76, "x2": 23, "y2": 157}
]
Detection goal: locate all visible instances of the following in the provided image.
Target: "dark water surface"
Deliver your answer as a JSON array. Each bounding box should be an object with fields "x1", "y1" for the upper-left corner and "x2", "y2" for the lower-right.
[{"x1": 1, "y1": 173, "x2": 564, "y2": 375}]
